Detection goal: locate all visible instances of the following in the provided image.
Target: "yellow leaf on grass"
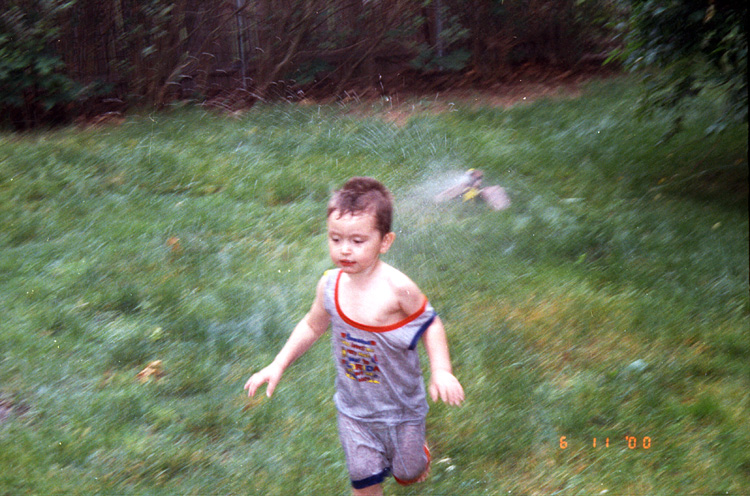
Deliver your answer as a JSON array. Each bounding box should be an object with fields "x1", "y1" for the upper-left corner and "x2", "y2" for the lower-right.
[{"x1": 136, "y1": 360, "x2": 164, "y2": 383}]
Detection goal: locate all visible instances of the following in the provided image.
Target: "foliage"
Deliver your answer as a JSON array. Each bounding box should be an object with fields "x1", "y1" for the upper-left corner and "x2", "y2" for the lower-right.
[
  {"x1": 115, "y1": 0, "x2": 178, "y2": 102},
  {"x1": 619, "y1": 0, "x2": 748, "y2": 134},
  {"x1": 0, "y1": 1, "x2": 78, "y2": 129},
  {"x1": 410, "y1": 3, "x2": 471, "y2": 73},
  {"x1": 450, "y1": 0, "x2": 619, "y2": 77},
  {"x1": 0, "y1": 0, "x2": 626, "y2": 121}
]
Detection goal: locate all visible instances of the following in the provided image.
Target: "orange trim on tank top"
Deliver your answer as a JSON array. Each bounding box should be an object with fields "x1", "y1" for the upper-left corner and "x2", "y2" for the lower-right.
[{"x1": 334, "y1": 270, "x2": 427, "y2": 332}]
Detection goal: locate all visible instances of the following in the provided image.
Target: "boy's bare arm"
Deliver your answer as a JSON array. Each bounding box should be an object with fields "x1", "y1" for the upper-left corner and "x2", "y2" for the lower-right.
[
  {"x1": 422, "y1": 317, "x2": 465, "y2": 406},
  {"x1": 244, "y1": 275, "x2": 330, "y2": 398},
  {"x1": 392, "y1": 275, "x2": 464, "y2": 405}
]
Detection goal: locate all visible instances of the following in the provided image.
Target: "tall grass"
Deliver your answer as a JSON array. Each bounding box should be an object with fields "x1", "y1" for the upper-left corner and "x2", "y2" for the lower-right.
[{"x1": 1, "y1": 77, "x2": 747, "y2": 495}]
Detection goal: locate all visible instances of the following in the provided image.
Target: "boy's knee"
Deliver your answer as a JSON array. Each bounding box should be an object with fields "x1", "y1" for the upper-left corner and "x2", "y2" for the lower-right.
[
  {"x1": 392, "y1": 444, "x2": 430, "y2": 486},
  {"x1": 392, "y1": 459, "x2": 428, "y2": 485}
]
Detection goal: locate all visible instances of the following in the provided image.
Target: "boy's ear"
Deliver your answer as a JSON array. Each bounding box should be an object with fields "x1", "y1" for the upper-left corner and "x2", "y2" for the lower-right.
[{"x1": 380, "y1": 232, "x2": 396, "y2": 254}]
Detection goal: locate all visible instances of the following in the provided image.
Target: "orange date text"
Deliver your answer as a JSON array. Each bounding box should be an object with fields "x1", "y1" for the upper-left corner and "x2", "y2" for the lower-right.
[{"x1": 559, "y1": 435, "x2": 652, "y2": 450}]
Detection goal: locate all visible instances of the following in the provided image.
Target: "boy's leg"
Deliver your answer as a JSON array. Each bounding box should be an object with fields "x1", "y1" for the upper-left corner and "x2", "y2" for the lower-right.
[
  {"x1": 390, "y1": 420, "x2": 430, "y2": 486},
  {"x1": 393, "y1": 445, "x2": 431, "y2": 486},
  {"x1": 352, "y1": 483, "x2": 383, "y2": 496},
  {"x1": 337, "y1": 413, "x2": 390, "y2": 492}
]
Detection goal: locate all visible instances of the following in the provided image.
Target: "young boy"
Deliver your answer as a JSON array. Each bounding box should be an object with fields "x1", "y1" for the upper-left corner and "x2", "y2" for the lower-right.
[{"x1": 244, "y1": 177, "x2": 464, "y2": 496}]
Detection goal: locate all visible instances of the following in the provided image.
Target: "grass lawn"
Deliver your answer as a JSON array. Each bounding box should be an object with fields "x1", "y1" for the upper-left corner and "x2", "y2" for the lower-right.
[{"x1": 0, "y1": 77, "x2": 748, "y2": 495}]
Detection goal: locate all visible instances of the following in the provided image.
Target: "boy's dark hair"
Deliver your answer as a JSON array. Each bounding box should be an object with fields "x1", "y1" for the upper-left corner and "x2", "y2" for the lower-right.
[{"x1": 327, "y1": 177, "x2": 393, "y2": 237}]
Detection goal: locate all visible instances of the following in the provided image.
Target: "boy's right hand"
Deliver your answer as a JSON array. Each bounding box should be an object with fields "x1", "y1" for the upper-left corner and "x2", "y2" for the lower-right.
[{"x1": 244, "y1": 363, "x2": 284, "y2": 398}]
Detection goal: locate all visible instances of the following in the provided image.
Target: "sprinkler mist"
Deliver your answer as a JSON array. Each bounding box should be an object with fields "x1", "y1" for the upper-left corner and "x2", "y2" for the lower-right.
[{"x1": 391, "y1": 167, "x2": 511, "y2": 267}]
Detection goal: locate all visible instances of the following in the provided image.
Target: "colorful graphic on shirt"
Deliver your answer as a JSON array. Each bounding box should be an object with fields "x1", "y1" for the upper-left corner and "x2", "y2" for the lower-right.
[{"x1": 340, "y1": 332, "x2": 381, "y2": 384}]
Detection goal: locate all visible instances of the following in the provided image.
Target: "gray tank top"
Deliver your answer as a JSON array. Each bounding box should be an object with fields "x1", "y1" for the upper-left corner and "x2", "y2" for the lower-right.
[{"x1": 324, "y1": 269, "x2": 435, "y2": 423}]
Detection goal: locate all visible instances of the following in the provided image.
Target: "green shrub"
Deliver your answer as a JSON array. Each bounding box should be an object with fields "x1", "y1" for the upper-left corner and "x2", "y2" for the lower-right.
[
  {"x1": 619, "y1": 0, "x2": 748, "y2": 133},
  {"x1": 0, "y1": 2, "x2": 77, "y2": 129}
]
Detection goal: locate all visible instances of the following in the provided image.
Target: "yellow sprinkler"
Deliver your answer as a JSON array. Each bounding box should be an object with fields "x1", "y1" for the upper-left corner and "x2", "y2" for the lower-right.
[
  {"x1": 461, "y1": 186, "x2": 481, "y2": 202},
  {"x1": 461, "y1": 169, "x2": 484, "y2": 202},
  {"x1": 435, "y1": 168, "x2": 511, "y2": 211}
]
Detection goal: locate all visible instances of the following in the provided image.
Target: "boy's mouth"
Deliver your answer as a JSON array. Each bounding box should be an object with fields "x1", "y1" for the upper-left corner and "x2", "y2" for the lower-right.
[{"x1": 340, "y1": 260, "x2": 356, "y2": 267}]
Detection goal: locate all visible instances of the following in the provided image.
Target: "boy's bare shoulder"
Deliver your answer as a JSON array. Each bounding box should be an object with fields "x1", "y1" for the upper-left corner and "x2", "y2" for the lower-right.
[
  {"x1": 385, "y1": 268, "x2": 420, "y2": 293},
  {"x1": 382, "y1": 264, "x2": 425, "y2": 314}
]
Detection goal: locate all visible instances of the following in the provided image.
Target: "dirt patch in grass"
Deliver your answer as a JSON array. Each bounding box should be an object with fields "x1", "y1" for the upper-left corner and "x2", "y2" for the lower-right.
[
  {"x1": 320, "y1": 67, "x2": 617, "y2": 125},
  {"x1": 0, "y1": 397, "x2": 29, "y2": 424},
  {"x1": 340, "y1": 81, "x2": 585, "y2": 127}
]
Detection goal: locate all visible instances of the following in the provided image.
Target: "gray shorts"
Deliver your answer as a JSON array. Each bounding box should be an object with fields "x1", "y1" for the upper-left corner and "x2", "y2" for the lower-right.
[{"x1": 336, "y1": 412, "x2": 429, "y2": 489}]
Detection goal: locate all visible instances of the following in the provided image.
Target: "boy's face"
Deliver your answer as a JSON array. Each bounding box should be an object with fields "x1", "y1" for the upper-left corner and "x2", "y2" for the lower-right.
[{"x1": 327, "y1": 210, "x2": 394, "y2": 274}]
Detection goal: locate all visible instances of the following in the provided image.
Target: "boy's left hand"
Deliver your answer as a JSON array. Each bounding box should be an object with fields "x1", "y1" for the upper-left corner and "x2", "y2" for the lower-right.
[{"x1": 429, "y1": 370, "x2": 465, "y2": 406}]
